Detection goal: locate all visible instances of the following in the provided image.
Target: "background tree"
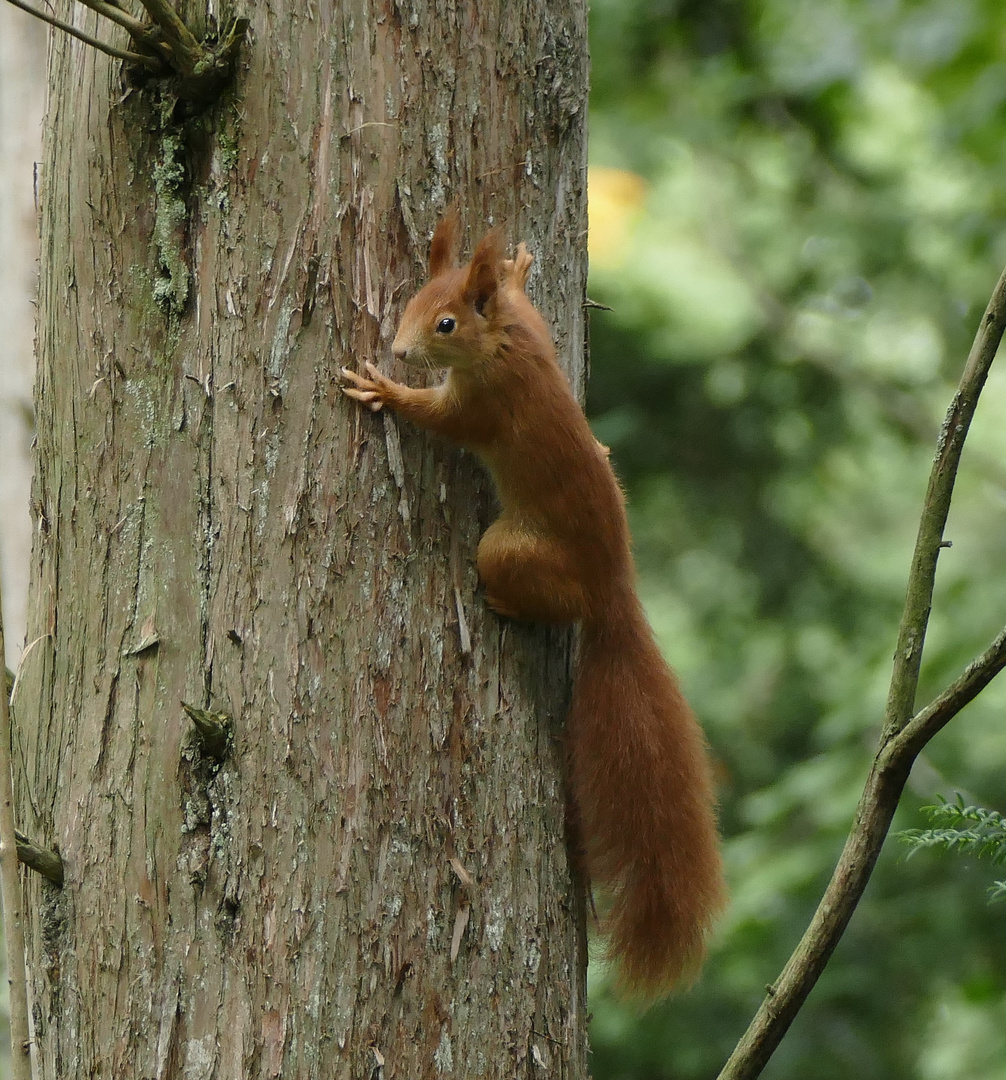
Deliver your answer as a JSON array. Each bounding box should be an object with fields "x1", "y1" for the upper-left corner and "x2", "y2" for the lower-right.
[
  {"x1": 8, "y1": 2, "x2": 590, "y2": 1076},
  {"x1": 0, "y1": 11, "x2": 45, "y2": 1076},
  {"x1": 0, "y1": 9, "x2": 43, "y2": 667}
]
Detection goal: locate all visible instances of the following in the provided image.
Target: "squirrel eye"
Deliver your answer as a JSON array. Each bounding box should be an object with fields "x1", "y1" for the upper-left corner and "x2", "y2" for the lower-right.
[{"x1": 436, "y1": 317, "x2": 456, "y2": 334}]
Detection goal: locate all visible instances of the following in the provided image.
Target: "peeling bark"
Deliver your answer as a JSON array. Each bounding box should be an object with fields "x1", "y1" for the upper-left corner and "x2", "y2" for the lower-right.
[{"x1": 18, "y1": 3, "x2": 589, "y2": 1077}]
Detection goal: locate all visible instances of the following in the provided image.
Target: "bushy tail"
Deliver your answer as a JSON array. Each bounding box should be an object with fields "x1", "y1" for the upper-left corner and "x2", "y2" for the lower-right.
[{"x1": 567, "y1": 592, "x2": 726, "y2": 997}]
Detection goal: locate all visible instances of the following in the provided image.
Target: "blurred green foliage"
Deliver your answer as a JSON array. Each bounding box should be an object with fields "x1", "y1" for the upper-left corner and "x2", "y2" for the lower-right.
[{"x1": 585, "y1": 1, "x2": 1006, "y2": 1077}]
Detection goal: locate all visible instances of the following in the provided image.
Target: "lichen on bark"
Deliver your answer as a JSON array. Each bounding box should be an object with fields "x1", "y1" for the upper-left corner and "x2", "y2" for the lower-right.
[{"x1": 151, "y1": 113, "x2": 189, "y2": 314}]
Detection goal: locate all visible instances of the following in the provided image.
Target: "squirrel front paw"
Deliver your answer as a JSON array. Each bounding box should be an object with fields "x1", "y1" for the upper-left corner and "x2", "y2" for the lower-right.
[{"x1": 341, "y1": 362, "x2": 396, "y2": 412}]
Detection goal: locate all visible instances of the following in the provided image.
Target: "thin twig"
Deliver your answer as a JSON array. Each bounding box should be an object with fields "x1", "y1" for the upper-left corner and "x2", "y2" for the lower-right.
[
  {"x1": 3, "y1": 0, "x2": 159, "y2": 68},
  {"x1": 136, "y1": 0, "x2": 202, "y2": 75},
  {"x1": 74, "y1": 0, "x2": 148, "y2": 38},
  {"x1": 717, "y1": 264, "x2": 1006, "y2": 1080},
  {"x1": 0, "y1": 565, "x2": 31, "y2": 1078}
]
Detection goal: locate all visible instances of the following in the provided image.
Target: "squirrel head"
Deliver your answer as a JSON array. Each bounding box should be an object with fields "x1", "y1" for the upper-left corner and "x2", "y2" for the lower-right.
[{"x1": 392, "y1": 211, "x2": 506, "y2": 371}]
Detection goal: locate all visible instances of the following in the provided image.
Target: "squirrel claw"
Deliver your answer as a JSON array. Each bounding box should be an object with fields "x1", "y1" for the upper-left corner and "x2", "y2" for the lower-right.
[
  {"x1": 341, "y1": 366, "x2": 386, "y2": 411},
  {"x1": 344, "y1": 389, "x2": 384, "y2": 412}
]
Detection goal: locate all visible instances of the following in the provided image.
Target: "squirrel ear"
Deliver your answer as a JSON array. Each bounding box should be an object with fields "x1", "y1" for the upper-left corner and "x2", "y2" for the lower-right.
[
  {"x1": 463, "y1": 229, "x2": 503, "y2": 317},
  {"x1": 429, "y1": 207, "x2": 461, "y2": 277}
]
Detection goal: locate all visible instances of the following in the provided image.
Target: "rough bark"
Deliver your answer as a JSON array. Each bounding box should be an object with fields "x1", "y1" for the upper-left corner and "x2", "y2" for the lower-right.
[{"x1": 17, "y1": 3, "x2": 589, "y2": 1077}]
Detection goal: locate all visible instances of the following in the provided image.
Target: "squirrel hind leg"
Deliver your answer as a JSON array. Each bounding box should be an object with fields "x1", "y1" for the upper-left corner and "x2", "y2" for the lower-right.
[{"x1": 477, "y1": 521, "x2": 587, "y2": 623}]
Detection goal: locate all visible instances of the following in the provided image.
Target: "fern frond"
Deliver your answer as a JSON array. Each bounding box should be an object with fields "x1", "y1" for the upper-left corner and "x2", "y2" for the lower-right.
[{"x1": 897, "y1": 794, "x2": 1006, "y2": 880}]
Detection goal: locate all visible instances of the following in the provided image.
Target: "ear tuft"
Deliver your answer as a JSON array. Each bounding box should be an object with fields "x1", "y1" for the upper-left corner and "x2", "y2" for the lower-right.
[
  {"x1": 429, "y1": 206, "x2": 461, "y2": 277},
  {"x1": 463, "y1": 228, "x2": 504, "y2": 317}
]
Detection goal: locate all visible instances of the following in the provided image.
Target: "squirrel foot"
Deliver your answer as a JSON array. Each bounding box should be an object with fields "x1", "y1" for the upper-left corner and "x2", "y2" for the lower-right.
[
  {"x1": 501, "y1": 242, "x2": 534, "y2": 293},
  {"x1": 341, "y1": 363, "x2": 395, "y2": 411}
]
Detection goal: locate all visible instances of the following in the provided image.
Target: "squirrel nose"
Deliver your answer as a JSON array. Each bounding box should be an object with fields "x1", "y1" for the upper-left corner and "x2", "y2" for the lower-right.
[{"x1": 392, "y1": 344, "x2": 408, "y2": 363}]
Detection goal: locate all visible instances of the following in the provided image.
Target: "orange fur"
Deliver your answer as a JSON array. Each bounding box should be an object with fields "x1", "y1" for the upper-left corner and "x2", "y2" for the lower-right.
[{"x1": 342, "y1": 214, "x2": 726, "y2": 997}]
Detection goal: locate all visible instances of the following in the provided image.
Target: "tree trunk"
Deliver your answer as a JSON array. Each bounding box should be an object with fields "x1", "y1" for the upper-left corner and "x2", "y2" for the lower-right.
[{"x1": 17, "y1": 3, "x2": 589, "y2": 1077}]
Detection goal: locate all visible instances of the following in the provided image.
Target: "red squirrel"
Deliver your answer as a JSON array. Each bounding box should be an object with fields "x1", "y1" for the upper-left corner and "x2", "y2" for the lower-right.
[{"x1": 342, "y1": 211, "x2": 725, "y2": 996}]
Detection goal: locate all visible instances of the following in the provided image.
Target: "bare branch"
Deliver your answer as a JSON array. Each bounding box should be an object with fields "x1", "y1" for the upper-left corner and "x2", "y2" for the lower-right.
[
  {"x1": 74, "y1": 0, "x2": 148, "y2": 38},
  {"x1": 717, "y1": 263, "x2": 1006, "y2": 1080},
  {"x1": 883, "y1": 267, "x2": 1006, "y2": 738},
  {"x1": 14, "y1": 829, "x2": 64, "y2": 888},
  {"x1": 892, "y1": 625, "x2": 1006, "y2": 759},
  {"x1": 135, "y1": 0, "x2": 202, "y2": 75},
  {"x1": 3, "y1": 0, "x2": 159, "y2": 68}
]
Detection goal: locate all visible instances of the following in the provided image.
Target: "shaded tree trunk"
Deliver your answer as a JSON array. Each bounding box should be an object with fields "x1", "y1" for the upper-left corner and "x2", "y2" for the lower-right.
[
  {"x1": 0, "y1": 19, "x2": 45, "y2": 1073},
  {"x1": 16, "y1": 3, "x2": 589, "y2": 1077}
]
